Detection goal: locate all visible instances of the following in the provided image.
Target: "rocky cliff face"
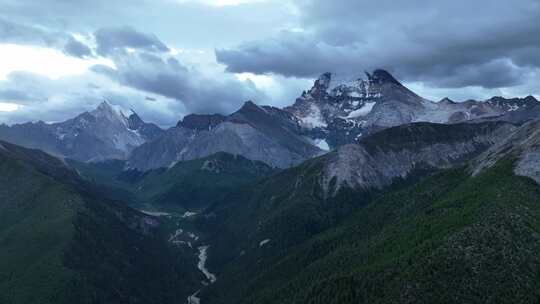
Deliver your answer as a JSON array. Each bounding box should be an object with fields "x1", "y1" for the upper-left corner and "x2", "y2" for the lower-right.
[
  {"x1": 177, "y1": 113, "x2": 226, "y2": 131},
  {"x1": 127, "y1": 101, "x2": 322, "y2": 171},
  {"x1": 320, "y1": 122, "x2": 517, "y2": 195},
  {"x1": 473, "y1": 120, "x2": 540, "y2": 184}
]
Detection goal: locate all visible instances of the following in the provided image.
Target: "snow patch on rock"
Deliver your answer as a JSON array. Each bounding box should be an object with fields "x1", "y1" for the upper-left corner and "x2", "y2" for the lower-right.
[
  {"x1": 259, "y1": 239, "x2": 271, "y2": 247},
  {"x1": 345, "y1": 102, "x2": 377, "y2": 118},
  {"x1": 313, "y1": 139, "x2": 330, "y2": 151},
  {"x1": 300, "y1": 104, "x2": 327, "y2": 129}
]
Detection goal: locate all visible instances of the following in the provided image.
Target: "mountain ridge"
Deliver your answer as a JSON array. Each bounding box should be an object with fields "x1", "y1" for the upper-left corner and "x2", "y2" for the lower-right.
[
  {"x1": 0, "y1": 69, "x2": 538, "y2": 171},
  {"x1": 0, "y1": 100, "x2": 164, "y2": 162}
]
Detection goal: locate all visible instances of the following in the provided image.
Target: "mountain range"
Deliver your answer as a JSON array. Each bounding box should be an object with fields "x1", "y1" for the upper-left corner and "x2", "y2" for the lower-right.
[
  {"x1": 0, "y1": 69, "x2": 537, "y2": 171},
  {"x1": 0, "y1": 101, "x2": 163, "y2": 162},
  {"x1": 1, "y1": 69, "x2": 540, "y2": 304}
]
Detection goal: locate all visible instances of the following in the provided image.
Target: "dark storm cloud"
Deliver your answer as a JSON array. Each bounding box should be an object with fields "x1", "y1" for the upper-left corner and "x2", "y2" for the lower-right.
[
  {"x1": 216, "y1": 0, "x2": 540, "y2": 89},
  {"x1": 94, "y1": 27, "x2": 170, "y2": 56}
]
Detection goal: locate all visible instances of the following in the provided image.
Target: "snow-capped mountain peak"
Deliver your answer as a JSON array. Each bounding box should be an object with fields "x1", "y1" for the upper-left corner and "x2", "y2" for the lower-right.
[
  {"x1": 366, "y1": 69, "x2": 402, "y2": 86},
  {"x1": 90, "y1": 100, "x2": 131, "y2": 126},
  {"x1": 285, "y1": 69, "x2": 540, "y2": 150},
  {"x1": 0, "y1": 101, "x2": 164, "y2": 162}
]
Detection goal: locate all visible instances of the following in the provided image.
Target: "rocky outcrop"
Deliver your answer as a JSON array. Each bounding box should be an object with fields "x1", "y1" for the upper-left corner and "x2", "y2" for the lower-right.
[
  {"x1": 473, "y1": 120, "x2": 540, "y2": 184},
  {"x1": 178, "y1": 114, "x2": 226, "y2": 131},
  {"x1": 321, "y1": 122, "x2": 516, "y2": 195}
]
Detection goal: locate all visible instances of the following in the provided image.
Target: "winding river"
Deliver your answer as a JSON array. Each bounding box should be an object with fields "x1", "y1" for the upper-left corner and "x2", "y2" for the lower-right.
[{"x1": 187, "y1": 245, "x2": 217, "y2": 304}]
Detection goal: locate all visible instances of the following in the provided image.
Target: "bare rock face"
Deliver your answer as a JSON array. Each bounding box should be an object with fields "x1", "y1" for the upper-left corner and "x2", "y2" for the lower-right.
[
  {"x1": 473, "y1": 120, "x2": 540, "y2": 184},
  {"x1": 515, "y1": 152, "x2": 540, "y2": 184},
  {"x1": 177, "y1": 113, "x2": 226, "y2": 131},
  {"x1": 320, "y1": 122, "x2": 516, "y2": 195},
  {"x1": 127, "y1": 101, "x2": 322, "y2": 171}
]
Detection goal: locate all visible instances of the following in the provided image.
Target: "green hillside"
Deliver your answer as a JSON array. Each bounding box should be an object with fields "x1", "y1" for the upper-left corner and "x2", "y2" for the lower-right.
[
  {"x1": 0, "y1": 141, "x2": 201, "y2": 304},
  {"x1": 202, "y1": 158, "x2": 540, "y2": 304},
  {"x1": 70, "y1": 152, "x2": 276, "y2": 212}
]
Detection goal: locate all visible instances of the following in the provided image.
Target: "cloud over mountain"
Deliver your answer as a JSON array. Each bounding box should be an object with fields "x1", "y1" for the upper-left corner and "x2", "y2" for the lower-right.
[{"x1": 216, "y1": 0, "x2": 540, "y2": 89}]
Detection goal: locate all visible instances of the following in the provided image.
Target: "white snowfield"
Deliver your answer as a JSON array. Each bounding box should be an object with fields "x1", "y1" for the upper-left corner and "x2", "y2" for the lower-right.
[
  {"x1": 313, "y1": 139, "x2": 330, "y2": 151},
  {"x1": 345, "y1": 102, "x2": 377, "y2": 118}
]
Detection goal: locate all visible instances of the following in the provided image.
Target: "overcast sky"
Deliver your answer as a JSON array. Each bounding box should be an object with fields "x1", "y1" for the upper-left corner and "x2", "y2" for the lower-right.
[{"x1": 0, "y1": 0, "x2": 539, "y2": 126}]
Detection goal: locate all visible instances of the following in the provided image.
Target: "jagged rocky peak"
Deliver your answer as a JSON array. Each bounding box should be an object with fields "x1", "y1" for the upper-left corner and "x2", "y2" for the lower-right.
[
  {"x1": 178, "y1": 113, "x2": 226, "y2": 131},
  {"x1": 240, "y1": 100, "x2": 260, "y2": 110},
  {"x1": 90, "y1": 100, "x2": 128, "y2": 123},
  {"x1": 93, "y1": 100, "x2": 118, "y2": 114},
  {"x1": 485, "y1": 95, "x2": 540, "y2": 112},
  {"x1": 126, "y1": 109, "x2": 145, "y2": 129},
  {"x1": 524, "y1": 95, "x2": 539, "y2": 103},
  {"x1": 488, "y1": 95, "x2": 539, "y2": 104},
  {"x1": 300, "y1": 69, "x2": 406, "y2": 101},
  {"x1": 310, "y1": 72, "x2": 333, "y2": 94},
  {"x1": 366, "y1": 69, "x2": 402, "y2": 86},
  {"x1": 234, "y1": 100, "x2": 270, "y2": 116},
  {"x1": 439, "y1": 97, "x2": 456, "y2": 104}
]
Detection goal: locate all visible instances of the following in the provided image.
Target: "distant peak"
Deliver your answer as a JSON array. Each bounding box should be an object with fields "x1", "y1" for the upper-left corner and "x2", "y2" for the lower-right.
[
  {"x1": 525, "y1": 95, "x2": 539, "y2": 103},
  {"x1": 240, "y1": 100, "x2": 263, "y2": 111},
  {"x1": 243, "y1": 100, "x2": 257, "y2": 107},
  {"x1": 367, "y1": 69, "x2": 402, "y2": 86},
  {"x1": 128, "y1": 108, "x2": 140, "y2": 118},
  {"x1": 314, "y1": 72, "x2": 332, "y2": 90},
  {"x1": 127, "y1": 109, "x2": 143, "y2": 122},
  {"x1": 317, "y1": 72, "x2": 332, "y2": 82},
  {"x1": 489, "y1": 95, "x2": 539, "y2": 104},
  {"x1": 305, "y1": 73, "x2": 333, "y2": 98},
  {"x1": 178, "y1": 113, "x2": 226, "y2": 130},
  {"x1": 440, "y1": 97, "x2": 456, "y2": 104},
  {"x1": 93, "y1": 100, "x2": 118, "y2": 117},
  {"x1": 91, "y1": 100, "x2": 129, "y2": 122},
  {"x1": 97, "y1": 100, "x2": 113, "y2": 111}
]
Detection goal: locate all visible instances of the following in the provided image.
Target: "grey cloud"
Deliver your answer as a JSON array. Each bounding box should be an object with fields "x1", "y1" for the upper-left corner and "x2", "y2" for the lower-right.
[
  {"x1": 421, "y1": 60, "x2": 528, "y2": 89},
  {"x1": 63, "y1": 36, "x2": 93, "y2": 58},
  {"x1": 94, "y1": 26, "x2": 169, "y2": 56},
  {"x1": 0, "y1": 89, "x2": 33, "y2": 102},
  {"x1": 0, "y1": 70, "x2": 186, "y2": 126},
  {"x1": 216, "y1": 0, "x2": 540, "y2": 89},
  {"x1": 0, "y1": 17, "x2": 65, "y2": 47},
  {"x1": 0, "y1": 17, "x2": 95, "y2": 60},
  {"x1": 1, "y1": 0, "x2": 295, "y2": 50},
  {"x1": 92, "y1": 49, "x2": 266, "y2": 114}
]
